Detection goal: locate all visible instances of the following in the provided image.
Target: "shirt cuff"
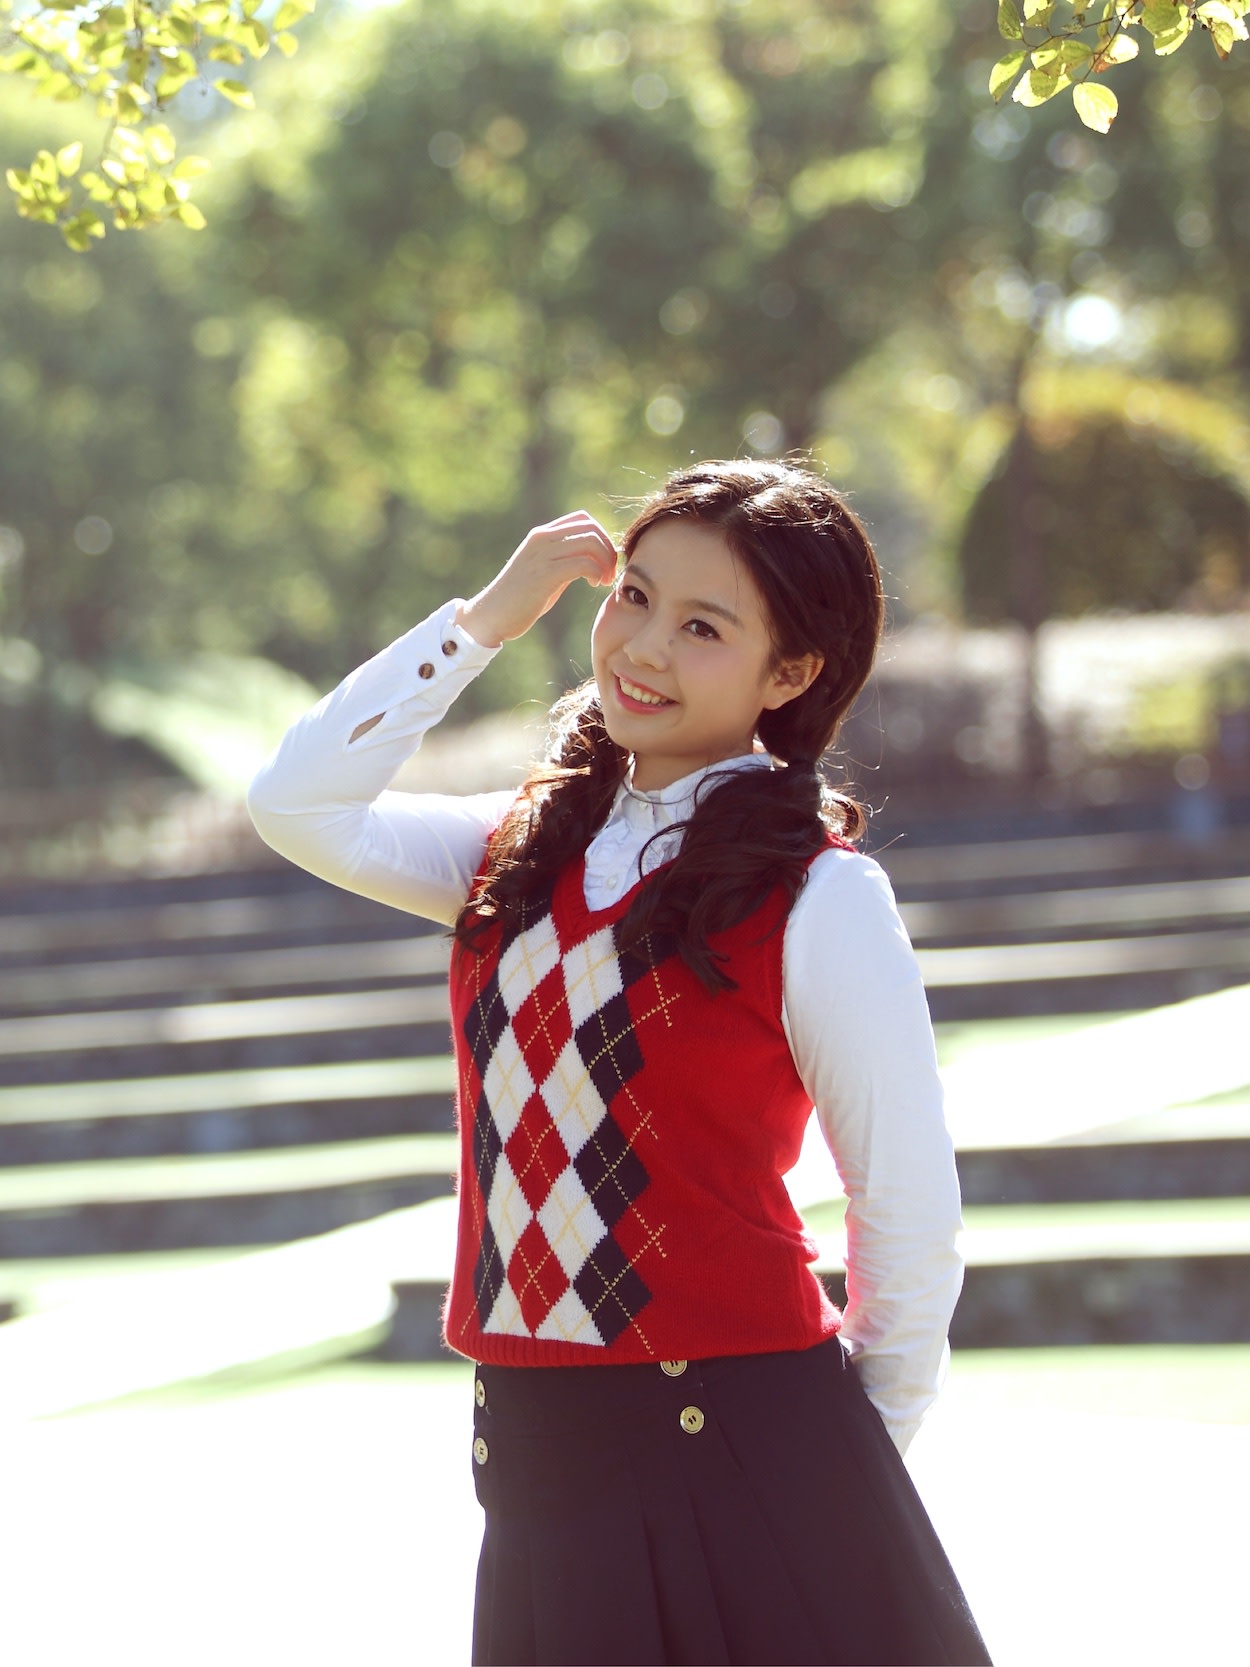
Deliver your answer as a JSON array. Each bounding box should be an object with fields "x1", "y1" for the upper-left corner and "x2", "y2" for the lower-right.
[{"x1": 413, "y1": 599, "x2": 499, "y2": 680}]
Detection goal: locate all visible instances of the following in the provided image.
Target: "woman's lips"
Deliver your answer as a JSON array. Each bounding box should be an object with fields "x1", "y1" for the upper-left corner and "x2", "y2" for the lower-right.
[{"x1": 614, "y1": 673, "x2": 675, "y2": 712}]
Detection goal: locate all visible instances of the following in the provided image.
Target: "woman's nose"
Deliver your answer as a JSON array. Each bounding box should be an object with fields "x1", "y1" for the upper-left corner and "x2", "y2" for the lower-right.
[{"x1": 624, "y1": 617, "x2": 670, "y2": 669}]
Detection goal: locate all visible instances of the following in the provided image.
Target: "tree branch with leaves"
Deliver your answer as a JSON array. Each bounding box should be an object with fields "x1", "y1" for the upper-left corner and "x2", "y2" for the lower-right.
[
  {"x1": 991, "y1": 0, "x2": 1249, "y2": 133},
  {"x1": 0, "y1": 0, "x2": 313, "y2": 247}
]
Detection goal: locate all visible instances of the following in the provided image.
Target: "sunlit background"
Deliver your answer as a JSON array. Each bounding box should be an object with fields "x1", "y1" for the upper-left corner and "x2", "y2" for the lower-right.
[{"x1": 1, "y1": 2, "x2": 1249, "y2": 1663}]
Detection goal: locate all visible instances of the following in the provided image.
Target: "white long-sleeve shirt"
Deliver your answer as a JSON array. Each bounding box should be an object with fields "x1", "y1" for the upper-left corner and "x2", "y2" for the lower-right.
[{"x1": 247, "y1": 599, "x2": 964, "y2": 1453}]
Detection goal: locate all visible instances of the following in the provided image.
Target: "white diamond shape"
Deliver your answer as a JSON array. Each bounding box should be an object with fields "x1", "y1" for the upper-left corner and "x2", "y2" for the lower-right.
[
  {"x1": 496, "y1": 910, "x2": 561, "y2": 1017},
  {"x1": 541, "y1": 1037, "x2": 604, "y2": 1159},
  {"x1": 480, "y1": 1027, "x2": 535, "y2": 1145},
  {"x1": 535, "y1": 1286, "x2": 603, "y2": 1347},
  {"x1": 537, "y1": 1167, "x2": 607, "y2": 1281},
  {"x1": 485, "y1": 1150, "x2": 532, "y2": 1261},
  {"x1": 560, "y1": 927, "x2": 623, "y2": 1029},
  {"x1": 483, "y1": 1280, "x2": 528, "y2": 1337}
]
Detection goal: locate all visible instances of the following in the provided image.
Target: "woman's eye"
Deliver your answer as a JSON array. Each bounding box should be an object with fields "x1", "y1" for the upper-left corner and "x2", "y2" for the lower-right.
[
  {"x1": 619, "y1": 584, "x2": 647, "y2": 606},
  {"x1": 685, "y1": 618, "x2": 719, "y2": 641}
]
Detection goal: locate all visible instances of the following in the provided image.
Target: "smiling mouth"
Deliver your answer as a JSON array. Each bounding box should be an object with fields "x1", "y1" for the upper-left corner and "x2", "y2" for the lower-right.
[{"x1": 616, "y1": 674, "x2": 675, "y2": 708}]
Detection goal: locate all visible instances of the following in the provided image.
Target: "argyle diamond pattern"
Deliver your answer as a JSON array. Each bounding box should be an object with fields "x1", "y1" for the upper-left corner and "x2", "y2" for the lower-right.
[{"x1": 463, "y1": 901, "x2": 662, "y2": 1348}]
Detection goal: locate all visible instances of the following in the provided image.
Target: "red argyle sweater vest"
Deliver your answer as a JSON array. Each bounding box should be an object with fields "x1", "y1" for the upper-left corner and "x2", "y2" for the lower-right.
[{"x1": 443, "y1": 852, "x2": 844, "y2": 1366}]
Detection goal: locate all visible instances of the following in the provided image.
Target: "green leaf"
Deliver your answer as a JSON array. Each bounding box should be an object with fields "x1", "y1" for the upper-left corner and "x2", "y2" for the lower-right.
[
  {"x1": 114, "y1": 127, "x2": 146, "y2": 162},
  {"x1": 1073, "y1": 80, "x2": 1119, "y2": 131},
  {"x1": 79, "y1": 170, "x2": 113, "y2": 201},
  {"x1": 989, "y1": 48, "x2": 1028, "y2": 99},
  {"x1": 998, "y1": 0, "x2": 1024, "y2": 39},
  {"x1": 274, "y1": 0, "x2": 313, "y2": 24},
  {"x1": 147, "y1": 123, "x2": 176, "y2": 164},
  {"x1": 1097, "y1": 31, "x2": 1140, "y2": 64},
  {"x1": 172, "y1": 153, "x2": 211, "y2": 179},
  {"x1": 55, "y1": 141, "x2": 84, "y2": 176},
  {"x1": 116, "y1": 88, "x2": 149, "y2": 122},
  {"x1": 214, "y1": 77, "x2": 254, "y2": 107},
  {"x1": 273, "y1": 29, "x2": 298, "y2": 55},
  {"x1": 62, "y1": 210, "x2": 105, "y2": 252},
  {"x1": 1208, "y1": 18, "x2": 1237, "y2": 52},
  {"x1": 156, "y1": 68, "x2": 197, "y2": 98},
  {"x1": 175, "y1": 201, "x2": 207, "y2": 229},
  {"x1": 1196, "y1": 1, "x2": 1241, "y2": 23},
  {"x1": 239, "y1": 19, "x2": 268, "y2": 56},
  {"x1": 1013, "y1": 67, "x2": 1068, "y2": 104},
  {"x1": 1022, "y1": 0, "x2": 1052, "y2": 15},
  {"x1": 1060, "y1": 38, "x2": 1095, "y2": 64},
  {"x1": 1141, "y1": 0, "x2": 1193, "y2": 52},
  {"x1": 208, "y1": 41, "x2": 245, "y2": 63}
]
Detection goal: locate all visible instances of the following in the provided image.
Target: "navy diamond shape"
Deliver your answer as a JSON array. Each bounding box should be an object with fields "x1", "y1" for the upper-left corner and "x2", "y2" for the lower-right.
[
  {"x1": 463, "y1": 975, "x2": 510, "y2": 1078},
  {"x1": 573, "y1": 989, "x2": 645, "y2": 1108},
  {"x1": 472, "y1": 1214, "x2": 507, "y2": 1317},
  {"x1": 573, "y1": 1114, "x2": 650, "y2": 1229},
  {"x1": 572, "y1": 1234, "x2": 652, "y2": 1347}
]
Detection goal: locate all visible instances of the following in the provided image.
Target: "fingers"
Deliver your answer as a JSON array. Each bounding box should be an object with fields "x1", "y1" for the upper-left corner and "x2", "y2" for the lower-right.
[
  {"x1": 460, "y1": 511, "x2": 619, "y2": 645},
  {"x1": 538, "y1": 510, "x2": 618, "y2": 586}
]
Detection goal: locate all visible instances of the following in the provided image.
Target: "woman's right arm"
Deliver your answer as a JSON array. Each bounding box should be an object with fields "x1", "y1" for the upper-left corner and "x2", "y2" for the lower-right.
[
  {"x1": 247, "y1": 599, "x2": 512, "y2": 926},
  {"x1": 248, "y1": 512, "x2": 618, "y2": 926}
]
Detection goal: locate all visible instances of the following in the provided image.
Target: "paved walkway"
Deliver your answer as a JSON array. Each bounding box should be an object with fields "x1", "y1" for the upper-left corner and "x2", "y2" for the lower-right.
[{"x1": 2, "y1": 1355, "x2": 1246, "y2": 1666}]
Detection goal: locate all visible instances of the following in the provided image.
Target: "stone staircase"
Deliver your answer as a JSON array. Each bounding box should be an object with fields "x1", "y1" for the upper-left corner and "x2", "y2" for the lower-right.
[{"x1": 1, "y1": 818, "x2": 1248, "y2": 1414}]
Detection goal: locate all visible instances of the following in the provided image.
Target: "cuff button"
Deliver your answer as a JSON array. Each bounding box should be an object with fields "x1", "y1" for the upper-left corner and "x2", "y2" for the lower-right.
[
  {"x1": 442, "y1": 639, "x2": 459, "y2": 656},
  {"x1": 418, "y1": 662, "x2": 435, "y2": 680}
]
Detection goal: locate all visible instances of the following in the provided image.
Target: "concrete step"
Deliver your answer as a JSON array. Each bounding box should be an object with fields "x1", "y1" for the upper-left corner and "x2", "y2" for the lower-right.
[
  {"x1": 0, "y1": 885, "x2": 409, "y2": 960},
  {"x1": 0, "y1": 936, "x2": 450, "y2": 1015},
  {"x1": 4, "y1": 925, "x2": 1245, "y2": 1090},
  {"x1": 0, "y1": 1058, "x2": 457, "y2": 1164},
  {"x1": 878, "y1": 825, "x2": 1250, "y2": 895},
  {"x1": 958, "y1": 1120, "x2": 1250, "y2": 1205},
  {"x1": 0, "y1": 987, "x2": 453, "y2": 1086},
  {"x1": 0, "y1": 1134, "x2": 458, "y2": 1257},
  {"x1": 6, "y1": 883, "x2": 1246, "y2": 1021},
  {"x1": 901, "y1": 873, "x2": 1250, "y2": 944}
]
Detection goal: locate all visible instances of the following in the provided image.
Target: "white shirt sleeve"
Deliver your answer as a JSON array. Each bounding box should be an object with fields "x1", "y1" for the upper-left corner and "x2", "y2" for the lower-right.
[
  {"x1": 781, "y1": 847, "x2": 964, "y2": 1456},
  {"x1": 246, "y1": 600, "x2": 516, "y2": 926}
]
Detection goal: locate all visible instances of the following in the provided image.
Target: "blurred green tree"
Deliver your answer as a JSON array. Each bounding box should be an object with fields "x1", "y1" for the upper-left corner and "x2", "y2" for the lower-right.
[
  {"x1": 183, "y1": 0, "x2": 952, "y2": 685},
  {"x1": 5, "y1": 0, "x2": 1248, "y2": 248}
]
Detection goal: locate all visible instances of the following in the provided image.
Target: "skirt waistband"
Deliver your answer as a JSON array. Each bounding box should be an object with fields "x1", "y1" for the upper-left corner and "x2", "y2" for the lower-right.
[{"x1": 473, "y1": 1338, "x2": 847, "y2": 1435}]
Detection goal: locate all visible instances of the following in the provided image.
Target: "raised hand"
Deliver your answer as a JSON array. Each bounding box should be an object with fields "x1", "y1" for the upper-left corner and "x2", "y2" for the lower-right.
[{"x1": 456, "y1": 511, "x2": 619, "y2": 648}]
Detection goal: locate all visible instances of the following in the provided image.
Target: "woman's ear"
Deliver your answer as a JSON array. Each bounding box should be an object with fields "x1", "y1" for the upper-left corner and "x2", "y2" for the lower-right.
[{"x1": 761, "y1": 654, "x2": 824, "y2": 710}]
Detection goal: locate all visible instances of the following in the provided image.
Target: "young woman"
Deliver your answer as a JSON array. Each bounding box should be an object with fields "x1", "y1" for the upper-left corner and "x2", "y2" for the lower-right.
[{"x1": 248, "y1": 460, "x2": 991, "y2": 1667}]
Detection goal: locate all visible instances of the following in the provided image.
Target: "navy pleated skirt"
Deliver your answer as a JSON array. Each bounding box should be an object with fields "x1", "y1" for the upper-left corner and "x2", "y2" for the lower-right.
[{"x1": 469, "y1": 1338, "x2": 991, "y2": 1666}]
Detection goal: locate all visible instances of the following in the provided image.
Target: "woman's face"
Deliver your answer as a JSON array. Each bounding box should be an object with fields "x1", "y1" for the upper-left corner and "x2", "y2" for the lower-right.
[{"x1": 590, "y1": 519, "x2": 818, "y2": 792}]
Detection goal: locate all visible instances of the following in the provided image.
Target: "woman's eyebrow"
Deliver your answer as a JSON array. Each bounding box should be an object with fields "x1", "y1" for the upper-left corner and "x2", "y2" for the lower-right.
[{"x1": 627, "y1": 561, "x2": 743, "y2": 628}]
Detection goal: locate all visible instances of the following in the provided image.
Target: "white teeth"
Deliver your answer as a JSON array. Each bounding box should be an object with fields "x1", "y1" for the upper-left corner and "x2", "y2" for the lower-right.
[{"x1": 619, "y1": 676, "x2": 671, "y2": 706}]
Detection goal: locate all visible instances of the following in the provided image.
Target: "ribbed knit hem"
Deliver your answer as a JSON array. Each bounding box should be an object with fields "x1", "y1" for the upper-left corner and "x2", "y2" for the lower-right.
[{"x1": 445, "y1": 1308, "x2": 842, "y2": 1369}]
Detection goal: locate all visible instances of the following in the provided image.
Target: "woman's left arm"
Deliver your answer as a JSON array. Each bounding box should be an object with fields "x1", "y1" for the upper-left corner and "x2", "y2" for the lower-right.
[{"x1": 782, "y1": 848, "x2": 964, "y2": 1457}]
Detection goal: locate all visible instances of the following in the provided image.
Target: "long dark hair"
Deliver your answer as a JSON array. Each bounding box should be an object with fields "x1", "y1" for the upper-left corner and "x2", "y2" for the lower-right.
[{"x1": 454, "y1": 459, "x2": 885, "y2": 990}]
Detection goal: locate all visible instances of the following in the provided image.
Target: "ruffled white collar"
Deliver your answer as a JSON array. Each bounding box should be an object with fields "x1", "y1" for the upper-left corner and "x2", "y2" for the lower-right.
[{"x1": 607, "y1": 752, "x2": 771, "y2": 833}]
